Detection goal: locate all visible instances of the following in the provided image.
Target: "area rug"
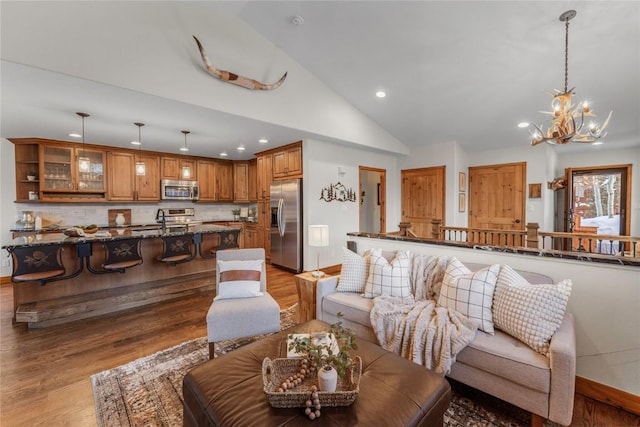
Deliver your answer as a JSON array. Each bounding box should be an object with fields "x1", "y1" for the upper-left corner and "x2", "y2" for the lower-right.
[{"x1": 91, "y1": 305, "x2": 540, "y2": 427}]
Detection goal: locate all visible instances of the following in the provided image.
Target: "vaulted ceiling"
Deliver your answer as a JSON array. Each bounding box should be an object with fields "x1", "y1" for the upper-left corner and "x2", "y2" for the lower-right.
[{"x1": 2, "y1": 1, "x2": 638, "y2": 160}]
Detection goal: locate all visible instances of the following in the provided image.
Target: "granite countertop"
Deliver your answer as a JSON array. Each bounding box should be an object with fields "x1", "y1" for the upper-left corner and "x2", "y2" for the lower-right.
[{"x1": 3, "y1": 223, "x2": 241, "y2": 249}]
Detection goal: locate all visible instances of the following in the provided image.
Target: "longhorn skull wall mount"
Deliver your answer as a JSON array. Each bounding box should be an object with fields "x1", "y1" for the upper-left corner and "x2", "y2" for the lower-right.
[{"x1": 193, "y1": 36, "x2": 287, "y2": 91}]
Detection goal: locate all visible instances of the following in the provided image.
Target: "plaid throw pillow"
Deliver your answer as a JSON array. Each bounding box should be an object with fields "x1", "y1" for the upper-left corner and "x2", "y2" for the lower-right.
[
  {"x1": 493, "y1": 265, "x2": 572, "y2": 356},
  {"x1": 438, "y1": 258, "x2": 500, "y2": 334},
  {"x1": 336, "y1": 247, "x2": 379, "y2": 293},
  {"x1": 363, "y1": 250, "x2": 412, "y2": 298}
]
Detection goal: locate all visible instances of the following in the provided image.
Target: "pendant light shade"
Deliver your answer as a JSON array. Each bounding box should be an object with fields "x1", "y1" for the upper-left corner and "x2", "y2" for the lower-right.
[
  {"x1": 180, "y1": 130, "x2": 191, "y2": 179},
  {"x1": 134, "y1": 122, "x2": 146, "y2": 176},
  {"x1": 76, "y1": 112, "x2": 91, "y2": 173}
]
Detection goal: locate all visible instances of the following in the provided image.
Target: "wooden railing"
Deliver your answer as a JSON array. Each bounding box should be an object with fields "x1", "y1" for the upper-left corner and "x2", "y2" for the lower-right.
[{"x1": 393, "y1": 219, "x2": 639, "y2": 259}]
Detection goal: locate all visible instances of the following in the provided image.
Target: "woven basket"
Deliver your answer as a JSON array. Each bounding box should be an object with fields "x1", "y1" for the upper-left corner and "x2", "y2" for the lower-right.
[{"x1": 262, "y1": 356, "x2": 362, "y2": 408}]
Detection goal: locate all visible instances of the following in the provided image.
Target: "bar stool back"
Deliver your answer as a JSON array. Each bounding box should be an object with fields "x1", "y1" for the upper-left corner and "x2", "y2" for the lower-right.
[
  {"x1": 9, "y1": 244, "x2": 66, "y2": 286},
  {"x1": 157, "y1": 234, "x2": 194, "y2": 265},
  {"x1": 102, "y1": 238, "x2": 143, "y2": 272}
]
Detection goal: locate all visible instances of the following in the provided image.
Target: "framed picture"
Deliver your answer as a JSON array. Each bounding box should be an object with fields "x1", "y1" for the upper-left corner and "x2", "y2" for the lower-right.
[
  {"x1": 458, "y1": 172, "x2": 466, "y2": 192},
  {"x1": 458, "y1": 193, "x2": 466, "y2": 212}
]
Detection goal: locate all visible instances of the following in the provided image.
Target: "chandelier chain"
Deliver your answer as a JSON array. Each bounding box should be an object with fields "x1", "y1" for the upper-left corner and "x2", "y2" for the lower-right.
[{"x1": 564, "y1": 18, "x2": 569, "y2": 94}]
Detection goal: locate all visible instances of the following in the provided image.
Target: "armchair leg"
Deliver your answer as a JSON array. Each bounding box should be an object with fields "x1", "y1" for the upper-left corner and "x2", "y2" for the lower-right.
[
  {"x1": 208, "y1": 342, "x2": 216, "y2": 360},
  {"x1": 531, "y1": 413, "x2": 545, "y2": 427}
]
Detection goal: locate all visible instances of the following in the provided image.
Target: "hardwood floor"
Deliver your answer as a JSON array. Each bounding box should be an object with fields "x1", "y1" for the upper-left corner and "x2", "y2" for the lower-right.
[{"x1": 1, "y1": 264, "x2": 637, "y2": 426}]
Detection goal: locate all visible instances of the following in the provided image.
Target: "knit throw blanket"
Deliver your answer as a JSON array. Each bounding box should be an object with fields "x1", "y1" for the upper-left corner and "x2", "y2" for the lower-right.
[{"x1": 370, "y1": 255, "x2": 477, "y2": 375}]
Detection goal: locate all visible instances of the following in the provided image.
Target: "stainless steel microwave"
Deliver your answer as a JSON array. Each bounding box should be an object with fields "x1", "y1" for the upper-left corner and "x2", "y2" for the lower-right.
[{"x1": 161, "y1": 179, "x2": 199, "y2": 201}]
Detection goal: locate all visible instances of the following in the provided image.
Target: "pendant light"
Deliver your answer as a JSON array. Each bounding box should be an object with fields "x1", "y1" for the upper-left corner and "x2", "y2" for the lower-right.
[
  {"x1": 76, "y1": 112, "x2": 91, "y2": 173},
  {"x1": 180, "y1": 130, "x2": 191, "y2": 179},
  {"x1": 133, "y1": 122, "x2": 146, "y2": 176}
]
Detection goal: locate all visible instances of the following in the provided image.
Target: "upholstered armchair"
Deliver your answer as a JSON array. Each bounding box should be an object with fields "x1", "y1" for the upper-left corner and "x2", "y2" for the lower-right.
[{"x1": 206, "y1": 248, "x2": 280, "y2": 359}]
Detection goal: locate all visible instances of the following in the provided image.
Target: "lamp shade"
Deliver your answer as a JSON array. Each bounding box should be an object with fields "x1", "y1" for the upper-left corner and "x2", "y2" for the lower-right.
[{"x1": 309, "y1": 225, "x2": 329, "y2": 247}]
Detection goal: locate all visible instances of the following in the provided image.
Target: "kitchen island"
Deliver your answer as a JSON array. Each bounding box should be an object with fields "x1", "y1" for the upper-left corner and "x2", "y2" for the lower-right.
[{"x1": 3, "y1": 224, "x2": 241, "y2": 327}]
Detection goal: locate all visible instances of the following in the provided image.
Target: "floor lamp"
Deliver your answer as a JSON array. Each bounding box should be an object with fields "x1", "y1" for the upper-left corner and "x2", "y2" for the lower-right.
[{"x1": 309, "y1": 225, "x2": 329, "y2": 278}]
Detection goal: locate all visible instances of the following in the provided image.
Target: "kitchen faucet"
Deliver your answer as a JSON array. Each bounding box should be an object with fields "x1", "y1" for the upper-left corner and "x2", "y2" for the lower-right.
[{"x1": 156, "y1": 209, "x2": 167, "y2": 233}]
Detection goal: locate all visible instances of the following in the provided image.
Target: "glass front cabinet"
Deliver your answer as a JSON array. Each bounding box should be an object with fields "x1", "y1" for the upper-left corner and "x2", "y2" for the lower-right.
[{"x1": 40, "y1": 144, "x2": 106, "y2": 201}]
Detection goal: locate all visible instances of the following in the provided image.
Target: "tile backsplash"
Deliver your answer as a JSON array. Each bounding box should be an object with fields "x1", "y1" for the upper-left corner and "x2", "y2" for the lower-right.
[{"x1": 13, "y1": 201, "x2": 257, "y2": 227}]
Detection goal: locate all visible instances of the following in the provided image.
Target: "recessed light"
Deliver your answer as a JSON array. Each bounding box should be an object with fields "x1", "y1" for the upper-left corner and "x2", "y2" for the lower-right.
[
  {"x1": 131, "y1": 140, "x2": 141, "y2": 146},
  {"x1": 591, "y1": 141, "x2": 604, "y2": 146},
  {"x1": 179, "y1": 146, "x2": 189, "y2": 152},
  {"x1": 69, "y1": 132, "x2": 82, "y2": 138},
  {"x1": 220, "y1": 152, "x2": 228, "y2": 157},
  {"x1": 375, "y1": 91, "x2": 386, "y2": 98},
  {"x1": 517, "y1": 122, "x2": 530, "y2": 128},
  {"x1": 237, "y1": 145, "x2": 246, "y2": 151},
  {"x1": 258, "y1": 138, "x2": 268, "y2": 144}
]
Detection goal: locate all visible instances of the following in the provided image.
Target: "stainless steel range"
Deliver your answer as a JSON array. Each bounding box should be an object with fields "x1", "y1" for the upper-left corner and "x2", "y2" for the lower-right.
[{"x1": 155, "y1": 207, "x2": 203, "y2": 229}]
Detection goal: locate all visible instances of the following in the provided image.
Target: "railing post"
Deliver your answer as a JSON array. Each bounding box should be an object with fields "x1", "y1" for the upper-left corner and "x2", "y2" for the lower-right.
[
  {"x1": 526, "y1": 222, "x2": 539, "y2": 248},
  {"x1": 398, "y1": 222, "x2": 412, "y2": 237},
  {"x1": 431, "y1": 219, "x2": 442, "y2": 240}
]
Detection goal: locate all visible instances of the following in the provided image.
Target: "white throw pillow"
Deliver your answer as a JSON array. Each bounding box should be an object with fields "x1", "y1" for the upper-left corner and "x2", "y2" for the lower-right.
[
  {"x1": 214, "y1": 259, "x2": 264, "y2": 301},
  {"x1": 438, "y1": 258, "x2": 500, "y2": 334},
  {"x1": 493, "y1": 265, "x2": 572, "y2": 356},
  {"x1": 363, "y1": 250, "x2": 412, "y2": 298},
  {"x1": 336, "y1": 247, "x2": 380, "y2": 293}
]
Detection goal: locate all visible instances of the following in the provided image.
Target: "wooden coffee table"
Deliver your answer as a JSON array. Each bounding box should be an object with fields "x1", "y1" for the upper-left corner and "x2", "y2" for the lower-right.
[{"x1": 183, "y1": 320, "x2": 451, "y2": 426}]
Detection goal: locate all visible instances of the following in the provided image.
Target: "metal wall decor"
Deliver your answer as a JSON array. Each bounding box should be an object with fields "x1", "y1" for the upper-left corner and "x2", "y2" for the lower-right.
[
  {"x1": 319, "y1": 182, "x2": 357, "y2": 203},
  {"x1": 193, "y1": 36, "x2": 287, "y2": 91}
]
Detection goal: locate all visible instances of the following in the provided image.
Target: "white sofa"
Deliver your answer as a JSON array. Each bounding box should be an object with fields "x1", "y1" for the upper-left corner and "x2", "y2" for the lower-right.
[{"x1": 316, "y1": 255, "x2": 576, "y2": 426}]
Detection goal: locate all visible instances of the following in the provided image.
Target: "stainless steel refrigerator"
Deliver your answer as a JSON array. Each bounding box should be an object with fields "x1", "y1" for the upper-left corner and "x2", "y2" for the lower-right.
[{"x1": 270, "y1": 179, "x2": 302, "y2": 272}]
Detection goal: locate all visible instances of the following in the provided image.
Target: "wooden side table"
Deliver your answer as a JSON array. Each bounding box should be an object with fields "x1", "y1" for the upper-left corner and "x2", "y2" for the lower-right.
[{"x1": 295, "y1": 271, "x2": 331, "y2": 323}]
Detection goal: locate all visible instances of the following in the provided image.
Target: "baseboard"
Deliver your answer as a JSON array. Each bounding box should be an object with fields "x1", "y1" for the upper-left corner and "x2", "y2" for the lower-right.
[
  {"x1": 576, "y1": 375, "x2": 640, "y2": 416},
  {"x1": 0, "y1": 276, "x2": 11, "y2": 287}
]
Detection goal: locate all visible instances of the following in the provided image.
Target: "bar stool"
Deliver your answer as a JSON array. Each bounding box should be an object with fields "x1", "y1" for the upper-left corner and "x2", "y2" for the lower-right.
[
  {"x1": 9, "y1": 244, "x2": 67, "y2": 286},
  {"x1": 157, "y1": 234, "x2": 194, "y2": 266},
  {"x1": 88, "y1": 238, "x2": 143, "y2": 274}
]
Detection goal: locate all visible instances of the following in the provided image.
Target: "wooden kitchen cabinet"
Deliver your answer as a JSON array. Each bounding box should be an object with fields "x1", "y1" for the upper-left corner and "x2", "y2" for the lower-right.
[
  {"x1": 272, "y1": 143, "x2": 302, "y2": 179},
  {"x1": 233, "y1": 161, "x2": 249, "y2": 202},
  {"x1": 197, "y1": 160, "x2": 216, "y2": 201},
  {"x1": 107, "y1": 151, "x2": 160, "y2": 201},
  {"x1": 256, "y1": 153, "x2": 273, "y2": 261},
  {"x1": 216, "y1": 161, "x2": 234, "y2": 202},
  {"x1": 196, "y1": 159, "x2": 233, "y2": 202},
  {"x1": 248, "y1": 159, "x2": 258, "y2": 201},
  {"x1": 256, "y1": 153, "x2": 272, "y2": 200},
  {"x1": 244, "y1": 223, "x2": 258, "y2": 248},
  {"x1": 40, "y1": 144, "x2": 106, "y2": 201},
  {"x1": 13, "y1": 142, "x2": 40, "y2": 202},
  {"x1": 161, "y1": 156, "x2": 197, "y2": 180}
]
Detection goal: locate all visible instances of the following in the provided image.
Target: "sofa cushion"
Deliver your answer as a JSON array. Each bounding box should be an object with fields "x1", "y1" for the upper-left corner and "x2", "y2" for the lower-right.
[
  {"x1": 336, "y1": 247, "x2": 379, "y2": 293},
  {"x1": 322, "y1": 292, "x2": 374, "y2": 327},
  {"x1": 455, "y1": 330, "x2": 551, "y2": 394},
  {"x1": 438, "y1": 258, "x2": 500, "y2": 334},
  {"x1": 493, "y1": 265, "x2": 572, "y2": 356},
  {"x1": 363, "y1": 250, "x2": 412, "y2": 298}
]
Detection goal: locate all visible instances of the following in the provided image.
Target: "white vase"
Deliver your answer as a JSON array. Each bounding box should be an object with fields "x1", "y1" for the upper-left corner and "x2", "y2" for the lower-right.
[
  {"x1": 115, "y1": 213, "x2": 126, "y2": 227},
  {"x1": 317, "y1": 365, "x2": 338, "y2": 392}
]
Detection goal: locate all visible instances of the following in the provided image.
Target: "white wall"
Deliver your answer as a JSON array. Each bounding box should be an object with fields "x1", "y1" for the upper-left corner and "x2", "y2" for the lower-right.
[
  {"x1": 350, "y1": 235, "x2": 640, "y2": 396},
  {"x1": 398, "y1": 141, "x2": 554, "y2": 229},
  {"x1": 1, "y1": 1, "x2": 408, "y2": 156},
  {"x1": 302, "y1": 138, "x2": 399, "y2": 271}
]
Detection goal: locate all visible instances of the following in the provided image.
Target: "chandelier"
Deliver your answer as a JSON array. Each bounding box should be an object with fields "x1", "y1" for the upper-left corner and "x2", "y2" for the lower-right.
[{"x1": 529, "y1": 10, "x2": 612, "y2": 146}]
